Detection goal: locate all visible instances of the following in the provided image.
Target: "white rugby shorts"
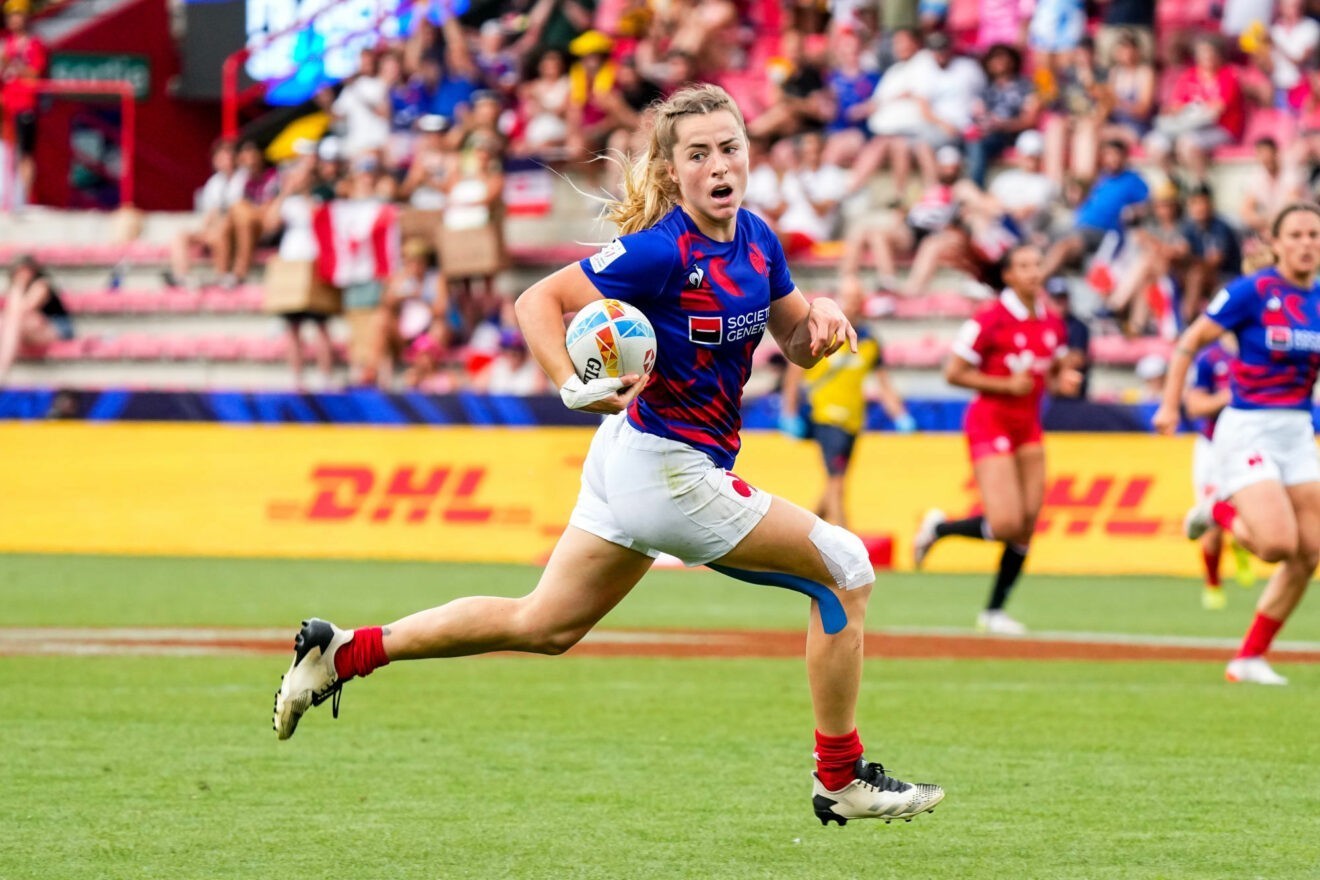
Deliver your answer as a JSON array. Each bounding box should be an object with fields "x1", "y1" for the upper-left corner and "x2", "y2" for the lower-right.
[
  {"x1": 568, "y1": 413, "x2": 772, "y2": 565},
  {"x1": 1192, "y1": 434, "x2": 1218, "y2": 500},
  {"x1": 1213, "y1": 407, "x2": 1320, "y2": 499}
]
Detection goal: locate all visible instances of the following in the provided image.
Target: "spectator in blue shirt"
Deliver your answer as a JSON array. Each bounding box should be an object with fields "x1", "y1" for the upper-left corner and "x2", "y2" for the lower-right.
[
  {"x1": 823, "y1": 28, "x2": 879, "y2": 166},
  {"x1": 1042, "y1": 139, "x2": 1149, "y2": 277}
]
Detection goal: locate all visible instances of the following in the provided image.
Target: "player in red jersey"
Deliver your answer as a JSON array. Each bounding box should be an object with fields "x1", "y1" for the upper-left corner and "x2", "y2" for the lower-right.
[{"x1": 913, "y1": 244, "x2": 1081, "y2": 634}]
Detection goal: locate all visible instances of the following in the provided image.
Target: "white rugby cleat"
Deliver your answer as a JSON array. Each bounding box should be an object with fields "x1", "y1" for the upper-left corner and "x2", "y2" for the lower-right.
[
  {"x1": 813, "y1": 759, "x2": 944, "y2": 826},
  {"x1": 913, "y1": 509, "x2": 945, "y2": 570},
  {"x1": 1225, "y1": 656, "x2": 1288, "y2": 686},
  {"x1": 273, "y1": 618, "x2": 353, "y2": 740},
  {"x1": 1183, "y1": 499, "x2": 1213, "y2": 541},
  {"x1": 977, "y1": 610, "x2": 1027, "y2": 636}
]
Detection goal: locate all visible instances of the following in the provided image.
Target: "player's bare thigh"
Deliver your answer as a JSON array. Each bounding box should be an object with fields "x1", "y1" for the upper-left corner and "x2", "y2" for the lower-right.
[
  {"x1": 716, "y1": 495, "x2": 869, "y2": 590},
  {"x1": 972, "y1": 453, "x2": 1028, "y2": 543},
  {"x1": 1230, "y1": 479, "x2": 1299, "y2": 563},
  {"x1": 1015, "y1": 443, "x2": 1047, "y2": 527},
  {"x1": 516, "y1": 526, "x2": 655, "y2": 641}
]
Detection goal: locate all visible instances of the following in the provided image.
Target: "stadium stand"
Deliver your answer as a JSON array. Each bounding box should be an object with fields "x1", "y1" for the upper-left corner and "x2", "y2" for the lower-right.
[{"x1": 0, "y1": 0, "x2": 1309, "y2": 407}]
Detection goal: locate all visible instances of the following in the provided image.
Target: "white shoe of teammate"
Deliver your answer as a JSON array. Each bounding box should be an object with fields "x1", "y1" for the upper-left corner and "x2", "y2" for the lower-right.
[
  {"x1": 1225, "y1": 656, "x2": 1288, "y2": 686},
  {"x1": 273, "y1": 618, "x2": 354, "y2": 740},
  {"x1": 977, "y1": 610, "x2": 1027, "y2": 636},
  {"x1": 812, "y1": 759, "x2": 945, "y2": 826},
  {"x1": 913, "y1": 509, "x2": 945, "y2": 570},
  {"x1": 1183, "y1": 498, "x2": 1213, "y2": 541}
]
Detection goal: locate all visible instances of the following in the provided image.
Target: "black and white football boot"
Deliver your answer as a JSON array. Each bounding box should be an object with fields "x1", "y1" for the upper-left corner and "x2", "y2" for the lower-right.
[
  {"x1": 272, "y1": 618, "x2": 353, "y2": 740},
  {"x1": 812, "y1": 758, "x2": 944, "y2": 826}
]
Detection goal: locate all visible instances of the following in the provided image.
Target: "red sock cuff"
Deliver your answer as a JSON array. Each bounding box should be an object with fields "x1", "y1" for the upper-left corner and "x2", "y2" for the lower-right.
[
  {"x1": 1202, "y1": 548, "x2": 1221, "y2": 587},
  {"x1": 1211, "y1": 501, "x2": 1237, "y2": 532},
  {"x1": 814, "y1": 729, "x2": 864, "y2": 792},
  {"x1": 333, "y1": 626, "x2": 390, "y2": 682},
  {"x1": 1237, "y1": 613, "x2": 1284, "y2": 659}
]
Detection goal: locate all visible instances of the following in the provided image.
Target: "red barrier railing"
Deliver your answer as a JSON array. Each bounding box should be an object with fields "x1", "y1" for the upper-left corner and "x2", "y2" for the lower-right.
[
  {"x1": 221, "y1": 0, "x2": 403, "y2": 140},
  {"x1": 2, "y1": 78, "x2": 136, "y2": 211}
]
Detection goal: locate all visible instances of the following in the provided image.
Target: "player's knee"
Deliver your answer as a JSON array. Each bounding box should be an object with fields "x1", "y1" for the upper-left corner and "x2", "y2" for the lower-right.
[
  {"x1": 987, "y1": 514, "x2": 1027, "y2": 545},
  {"x1": 523, "y1": 624, "x2": 588, "y2": 656},
  {"x1": 1293, "y1": 543, "x2": 1320, "y2": 573},
  {"x1": 1255, "y1": 540, "x2": 1293, "y2": 564},
  {"x1": 510, "y1": 604, "x2": 587, "y2": 655},
  {"x1": 809, "y1": 519, "x2": 874, "y2": 591}
]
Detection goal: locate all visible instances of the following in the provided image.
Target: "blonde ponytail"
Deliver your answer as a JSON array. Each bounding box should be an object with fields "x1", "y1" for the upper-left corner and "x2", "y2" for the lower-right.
[{"x1": 605, "y1": 84, "x2": 747, "y2": 235}]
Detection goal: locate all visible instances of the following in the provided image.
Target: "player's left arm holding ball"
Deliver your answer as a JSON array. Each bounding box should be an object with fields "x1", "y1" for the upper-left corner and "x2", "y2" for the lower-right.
[{"x1": 515, "y1": 262, "x2": 646, "y2": 415}]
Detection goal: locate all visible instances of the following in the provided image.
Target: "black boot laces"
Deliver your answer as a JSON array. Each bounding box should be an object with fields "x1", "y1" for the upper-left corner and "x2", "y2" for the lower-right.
[
  {"x1": 856, "y1": 760, "x2": 910, "y2": 793},
  {"x1": 310, "y1": 680, "x2": 345, "y2": 719}
]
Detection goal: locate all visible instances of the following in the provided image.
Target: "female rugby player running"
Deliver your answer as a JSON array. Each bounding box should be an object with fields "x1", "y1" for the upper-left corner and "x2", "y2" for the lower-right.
[
  {"x1": 1184, "y1": 334, "x2": 1255, "y2": 610},
  {"x1": 912, "y1": 245, "x2": 1080, "y2": 634},
  {"x1": 273, "y1": 85, "x2": 944, "y2": 824},
  {"x1": 1154, "y1": 203, "x2": 1320, "y2": 685}
]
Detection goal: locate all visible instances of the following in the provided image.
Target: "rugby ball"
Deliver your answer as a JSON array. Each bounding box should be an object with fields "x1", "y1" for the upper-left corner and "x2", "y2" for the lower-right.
[{"x1": 565, "y1": 298, "x2": 657, "y2": 382}]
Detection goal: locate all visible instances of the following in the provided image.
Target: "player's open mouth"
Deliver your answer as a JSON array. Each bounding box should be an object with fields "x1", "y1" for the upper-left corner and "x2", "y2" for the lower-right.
[{"x1": 710, "y1": 184, "x2": 734, "y2": 202}]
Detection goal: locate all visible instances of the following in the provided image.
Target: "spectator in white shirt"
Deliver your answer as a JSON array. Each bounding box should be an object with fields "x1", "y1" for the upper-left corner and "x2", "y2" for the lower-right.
[
  {"x1": 987, "y1": 130, "x2": 1058, "y2": 236},
  {"x1": 743, "y1": 136, "x2": 790, "y2": 229},
  {"x1": 910, "y1": 32, "x2": 986, "y2": 185},
  {"x1": 777, "y1": 131, "x2": 850, "y2": 255},
  {"x1": 333, "y1": 49, "x2": 390, "y2": 161},
  {"x1": 262, "y1": 150, "x2": 335, "y2": 392},
  {"x1": 848, "y1": 27, "x2": 925, "y2": 203},
  {"x1": 1222, "y1": 0, "x2": 1275, "y2": 38},
  {"x1": 1266, "y1": 0, "x2": 1318, "y2": 107},
  {"x1": 165, "y1": 139, "x2": 247, "y2": 288}
]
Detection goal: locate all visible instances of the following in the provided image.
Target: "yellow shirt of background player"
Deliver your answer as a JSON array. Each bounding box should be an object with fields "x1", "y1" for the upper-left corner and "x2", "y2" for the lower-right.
[{"x1": 802, "y1": 333, "x2": 881, "y2": 436}]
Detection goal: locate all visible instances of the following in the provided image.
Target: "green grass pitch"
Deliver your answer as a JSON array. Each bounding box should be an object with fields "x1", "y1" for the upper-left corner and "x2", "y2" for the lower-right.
[{"x1": 2, "y1": 554, "x2": 1318, "y2": 879}]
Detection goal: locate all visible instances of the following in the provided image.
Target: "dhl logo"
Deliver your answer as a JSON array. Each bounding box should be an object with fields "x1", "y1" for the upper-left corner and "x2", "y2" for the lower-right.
[
  {"x1": 268, "y1": 464, "x2": 533, "y2": 525},
  {"x1": 962, "y1": 474, "x2": 1180, "y2": 537}
]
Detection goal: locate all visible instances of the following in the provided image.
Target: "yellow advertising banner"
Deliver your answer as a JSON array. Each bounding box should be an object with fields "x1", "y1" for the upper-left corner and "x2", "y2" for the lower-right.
[{"x1": 0, "y1": 423, "x2": 1221, "y2": 575}]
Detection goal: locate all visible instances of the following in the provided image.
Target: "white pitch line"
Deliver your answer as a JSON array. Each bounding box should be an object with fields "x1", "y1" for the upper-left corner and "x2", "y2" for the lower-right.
[
  {"x1": 876, "y1": 626, "x2": 1320, "y2": 654},
  {"x1": 2, "y1": 627, "x2": 1320, "y2": 655},
  {"x1": 0, "y1": 627, "x2": 291, "y2": 642}
]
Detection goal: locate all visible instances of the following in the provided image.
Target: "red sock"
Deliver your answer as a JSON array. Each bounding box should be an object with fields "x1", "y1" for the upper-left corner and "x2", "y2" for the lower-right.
[
  {"x1": 333, "y1": 626, "x2": 390, "y2": 681},
  {"x1": 1236, "y1": 613, "x2": 1284, "y2": 659},
  {"x1": 1211, "y1": 501, "x2": 1237, "y2": 532},
  {"x1": 1202, "y1": 546, "x2": 1221, "y2": 588},
  {"x1": 814, "y1": 729, "x2": 864, "y2": 792}
]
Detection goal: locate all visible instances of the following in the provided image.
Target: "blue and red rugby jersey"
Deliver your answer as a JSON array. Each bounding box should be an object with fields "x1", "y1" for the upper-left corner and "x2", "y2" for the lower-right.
[
  {"x1": 1190, "y1": 341, "x2": 1233, "y2": 439},
  {"x1": 580, "y1": 205, "x2": 795, "y2": 469},
  {"x1": 1205, "y1": 267, "x2": 1320, "y2": 411}
]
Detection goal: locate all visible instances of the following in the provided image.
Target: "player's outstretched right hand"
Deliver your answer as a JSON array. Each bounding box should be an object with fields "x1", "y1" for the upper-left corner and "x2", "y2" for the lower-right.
[
  {"x1": 1151, "y1": 402, "x2": 1179, "y2": 436},
  {"x1": 560, "y1": 374, "x2": 646, "y2": 414}
]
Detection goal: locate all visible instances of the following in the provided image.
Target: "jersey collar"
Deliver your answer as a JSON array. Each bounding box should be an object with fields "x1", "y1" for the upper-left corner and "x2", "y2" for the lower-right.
[{"x1": 1000, "y1": 288, "x2": 1045, "y2": 320}]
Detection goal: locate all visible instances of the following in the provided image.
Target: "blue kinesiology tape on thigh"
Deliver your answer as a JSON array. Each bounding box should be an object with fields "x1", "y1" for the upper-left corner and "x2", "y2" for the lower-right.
[{"x1": 706, "y1": 563, "x2": 847, "y2": 635}]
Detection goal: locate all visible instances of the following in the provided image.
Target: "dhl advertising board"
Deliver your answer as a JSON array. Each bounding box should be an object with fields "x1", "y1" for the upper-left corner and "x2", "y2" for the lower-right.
[{"x1": 0, "y1": 423, "x2": 1222, "y2": 575}]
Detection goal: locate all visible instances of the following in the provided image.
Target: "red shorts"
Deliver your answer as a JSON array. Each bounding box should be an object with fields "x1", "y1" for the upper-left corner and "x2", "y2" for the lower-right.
[{"x1": 964, "y1": 399, "x2": 1042, "y2": 462}]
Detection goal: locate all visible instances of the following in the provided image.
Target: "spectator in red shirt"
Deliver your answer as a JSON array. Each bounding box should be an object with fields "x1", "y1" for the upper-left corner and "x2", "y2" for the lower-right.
[
  {"x1": 1148, "y1": 37, "x2": 1245, "y2": 183},
  {"x1": 0, "y1": 2, "x2": 47, "y2": 201}
]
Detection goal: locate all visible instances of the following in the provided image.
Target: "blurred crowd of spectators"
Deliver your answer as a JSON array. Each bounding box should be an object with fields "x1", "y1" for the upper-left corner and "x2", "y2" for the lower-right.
[{"x1": 20, "y1": 0, "x2": 1320, "y2": 397}]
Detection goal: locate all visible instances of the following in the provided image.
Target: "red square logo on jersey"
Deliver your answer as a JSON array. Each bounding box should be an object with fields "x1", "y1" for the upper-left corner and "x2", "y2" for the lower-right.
[
  {"x1": 1267, "y1": 327, "x2": 1293, "y2": 350},
  {"x1": 689, "y1": 316, "x2": 722, "y2": 345}
]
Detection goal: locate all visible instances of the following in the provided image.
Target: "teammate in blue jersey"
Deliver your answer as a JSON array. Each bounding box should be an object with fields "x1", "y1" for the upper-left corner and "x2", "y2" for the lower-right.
[
  {"x1": 273, "y1": 85, "x2": 944, "y2": 823},
  {"x1": 1184, "y1": 337, "x2": 1255, "y2": 609},
  {"x1": 1154, "y1": 203, "x2": 1320, "y2": 686}
]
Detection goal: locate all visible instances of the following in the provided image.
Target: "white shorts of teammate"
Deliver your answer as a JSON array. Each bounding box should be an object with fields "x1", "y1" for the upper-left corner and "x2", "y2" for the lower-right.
[
  {"x1": 1192, "y1": 435, "x2": 1219, "y2": 501},
  {"x1": 1213, "y1": 407, "x2": 1320, "y2": 499},
  {"x1": 569, "y1": 413, "x2": 773, "y2": 566}
]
